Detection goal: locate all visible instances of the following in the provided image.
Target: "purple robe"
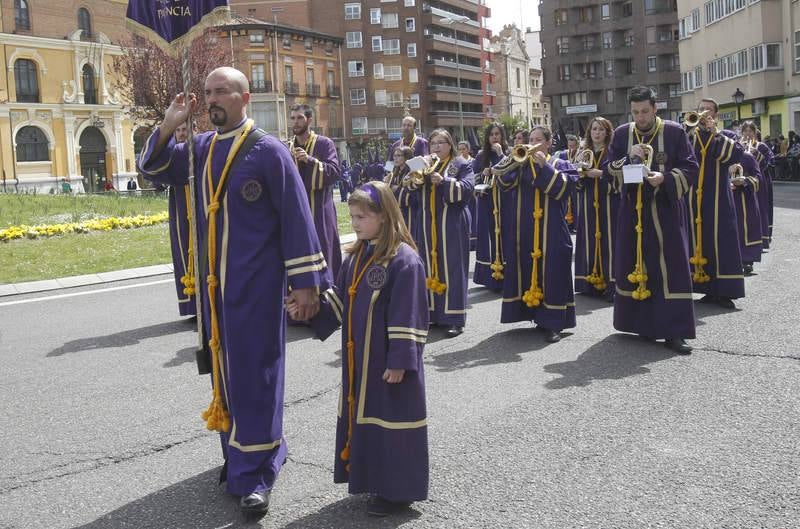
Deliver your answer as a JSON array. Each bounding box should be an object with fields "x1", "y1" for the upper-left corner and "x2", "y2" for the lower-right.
[
  {"x1": 607, "y1": 119, "x2": 698, "y2": 340},
  {"x1": 471, "y1": 150, "x2": 505, "y2": 291},
  {"x1": 734, "y1": 152, "x2": 763, "y2": 264},
  {"x1": 687, "y1": 129, "x2": 745, "y2": 299},
  {"x1": 292, "y1": 133, "x2": 342, "y2": 279},
  {"x1": 496, "y1": 156, "x2": 578, "y2": 331},
  {"x1": 167, "y1": 183, "x2": 197, "y2": 316},
  {"x1": 464, "y1": 157, "x2": 478, "y2": 251},
  {"x1": 138, "y1": 119, "x2": 329, "y2": 497},
  {"x1": 555, "y1": 149, "x2": 579, "y2": 230},
  {"x1": 574, "y1": 149, "x2": 619, "y2": 297},
  {"x1": 388, "y1": 165, "x2": 414, "y2": 231},
  {"x1": 388, "y1": 135, "x2": 429, "y2": 160},
  {"x1": 314, "y1": 242, "x2": 429, "y2": 502},
  {"x1": 751, "y1": 142, "x2": 774, "y2": 248},
  {"x1": 406, "y1": 157, "x2": 474, "y2": 327}
]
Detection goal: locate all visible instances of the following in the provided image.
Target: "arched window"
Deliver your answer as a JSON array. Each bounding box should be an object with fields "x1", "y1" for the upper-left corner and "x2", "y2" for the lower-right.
[
  {"x1": 83, "y1": 64, "x2": 97, "y2": 104},
  {"x1": 15, "y1": 0, "x2": 30, "y2": 31},
  {"x1": 78, "y1": 8, "x2": 92, "y2": 38},
  {"x1": 16, "y1": 126, "x2": 49, "y2": 162},
  {"x1": 14, "y1": 59, "x2": 39, "y2": 103}
]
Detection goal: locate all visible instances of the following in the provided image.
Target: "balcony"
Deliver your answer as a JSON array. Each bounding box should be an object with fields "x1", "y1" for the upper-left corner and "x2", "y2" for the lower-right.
[
  {"x1": 284, "y1": 82, "x2": 299, "y2": 94},
  {"x1": 427, "y1": 84, "x2": 483, "y2": 97},
  {"x1": 430, "y1": 110, "x2": 485, "y2": 118},
  {"x1": 425, "y1": 58, "x2": 483, "y2": 74},
  {"x1": 306, "y1": 84, "x2": 321, "y2": 97},
  {"x1": 327, "y1": 85, "x2": 341, "y2": 98},
  {"x1": 428, "y1": 6, "x2": 480, "y2": 28},
  {"x1": 426, "y1": 32, "x2": 482, "y2": 51},
  {"x1": 251, "y1": 80, "x2": 273, "y2": 93}
]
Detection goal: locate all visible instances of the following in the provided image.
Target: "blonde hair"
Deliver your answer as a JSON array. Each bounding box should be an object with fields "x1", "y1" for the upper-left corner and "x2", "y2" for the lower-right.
[{"x1": 346, "y1": 181, "x2": 417, "y2": 264}]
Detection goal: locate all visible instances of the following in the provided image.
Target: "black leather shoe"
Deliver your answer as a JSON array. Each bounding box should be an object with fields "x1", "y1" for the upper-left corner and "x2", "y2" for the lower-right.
[
  {"x1": 543, "y1": 329, "x2": 561, "y2": 343},
  {"x1": 445, "y1": 326, "x2": 463, "y2": 338},
  {"x1": 665, "y1": 338, "x2": 692, "y2": 355},
  {"x1": 743, "y1": 263, "x2": 753, "y2": 275},
  {"x1": 240, "y1": 490, "x2": 270, "y2": 514},
  {"x1": 717, "y1": 297, "x2": 736, "y2": 309},
  {"x1": 367, "y1": 496, "x2": 411, "y2": 517}
]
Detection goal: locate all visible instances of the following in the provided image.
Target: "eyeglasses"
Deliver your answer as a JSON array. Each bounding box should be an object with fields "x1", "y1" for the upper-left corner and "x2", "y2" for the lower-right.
[{"x1": 430, "y1": 141, "x2": 449, "y2": 146}]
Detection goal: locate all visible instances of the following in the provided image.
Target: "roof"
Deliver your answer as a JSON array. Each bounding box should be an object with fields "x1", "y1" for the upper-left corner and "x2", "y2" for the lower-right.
[{"x1": 219, "y1": 13, "x2": 343, "y2": 43}]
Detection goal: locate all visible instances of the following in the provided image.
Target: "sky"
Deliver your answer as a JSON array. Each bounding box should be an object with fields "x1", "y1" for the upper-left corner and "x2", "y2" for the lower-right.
[{"x1": 485, "y1": 0, "x2": 540, "y2": 34}]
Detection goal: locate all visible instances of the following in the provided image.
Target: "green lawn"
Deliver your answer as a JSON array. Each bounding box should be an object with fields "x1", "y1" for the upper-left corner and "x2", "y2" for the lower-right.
[{"x1": 335, "y1": 200, "x2": 352, "y2": 235}]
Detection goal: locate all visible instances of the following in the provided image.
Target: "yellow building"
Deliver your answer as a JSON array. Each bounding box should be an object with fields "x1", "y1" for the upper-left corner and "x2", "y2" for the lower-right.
[{"x1": 0, "y1": 0, "x2": 137, "y2": 193}]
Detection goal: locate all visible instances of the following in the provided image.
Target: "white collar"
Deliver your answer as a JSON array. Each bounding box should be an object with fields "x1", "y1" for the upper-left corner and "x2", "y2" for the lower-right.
[{"x1": 216, "y1": 118, "x2": 250, "y2": 140}]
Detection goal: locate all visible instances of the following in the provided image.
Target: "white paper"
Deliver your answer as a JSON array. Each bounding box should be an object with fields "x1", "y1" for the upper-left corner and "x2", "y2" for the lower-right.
[
  {"x1": 406, "y1": 156, "x2": 428, "y2": 173},
  {"x1": 383, "y1": 161, "x2": 394, "y2": 172},
  {"x1": 623, "y1": 164, "x2": 648, "y2": 184}
]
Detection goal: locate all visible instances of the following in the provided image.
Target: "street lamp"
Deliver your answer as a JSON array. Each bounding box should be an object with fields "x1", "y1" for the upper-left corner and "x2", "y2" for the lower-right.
[
  {"x1": 732, "y1": 87, "x2": 745, "y2": 123},
  {"x1": 439, "y1": 15, "x2": 470, "y2": 142}
]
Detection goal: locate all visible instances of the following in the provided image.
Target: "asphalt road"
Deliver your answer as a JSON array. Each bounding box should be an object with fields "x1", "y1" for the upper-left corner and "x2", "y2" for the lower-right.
[{"x1": 1, "y1": 185, "x2": 798, "y2": 529}]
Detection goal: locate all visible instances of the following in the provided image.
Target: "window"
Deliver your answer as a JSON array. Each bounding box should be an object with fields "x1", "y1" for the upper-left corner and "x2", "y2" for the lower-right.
[
  {"x1": 766, "y1": 43, "x2": 781, "y2": 68},
  {"x1": 606, "y1": 90, "x2": 614, "y2": 103},
  {"x1": 374, "y1": 63, "x2": 384, "y2": 79},
  {"x1": 647, "y1": 56, "x2": 657, "y2": 73},
  {"x1": 410, "y1": 93, "x2": 420, "y2": 108},
  {"x1": 344, "y1": 3, "x2": 361, "y2": 20},
  {"x1": 407, "y1": 43, "x2": 417, "y2": 57},
  {"x1": 375, "y1": 90, "x2": 387, "y2": 106},
  {"x1": 409, "y1": 68, "x2": 418, "y2": 83},
  {"x1": 249, "y1": 33, "x2": 264, "y2": 44},
  {"x1": 387, "y1": 92, "x2": 404, "y2": 107},
  {"x1": 795, "y1": 31, "x2": 800, "y2": 74},
  {"x1": 385, "y1": 65, "x2": 402, "y2": 81},
  {"x1": 370, "y1": 8, "x2": 381, "y2": 24},
  {"x1": 602, "y1": 32, "x2": 612, "y2": 49},
  {"x1": 405, "y1": 0, "x2": 416, "y2": 5},
  {"x1": 679, "y1": 17, "x2": 690, "y2": 39},
  {"x1": 78, "y1": 7, "x2": 92, "y2": 38},
  {"x1": 383, "y1": 38, "x2": 400, "y2": 55},
  {"x1": 694, "y1": 65, "x2": 703, "y2": 87},
  {"x1": 671, "y1": 54, "x2": 680, "y2": 71},
  {"x1": 605, "y1": 60, "x2": 614, "y2": 77},
  {"x1": 327, "y1": 70, "x2": 335, "y2": 91},
  {"x1": 350, "y1": 88, "x2": 366, "y2": 105},
  {"x1": 346, "y1": 32, "x2": 362, "y2": 48},
  {"x1": 601, "y1": 3, "x2": 610, "y2": 19},
  {"x1": 691, "y1": 9, "x2": 700, "y2": 32},
  {"x1": 372, "y1": 36, "x2": 382, "y2": 52},
  {"x1": 284, "y1": 65, "x2": 293, "y2": 83},
  {"x1": 646, "y1": 27, "x2": 656, "y2": 44},
  {"x1": 82, "y1": 64, "x2": 97, "y2": 104},
  {"x1": 14, "y1": 0, "x2": 30, "y2": 31},
  {"x1": 580, "y1": 7, "x2": 592, "y2": 22},
  {"x1": 16, "y1": 126, "x2": 49, "y2": 162},
  {"x1": 622, "y1": 2, "x2": 632, "y2": 17},
  {"x1": 516, "y1": 68, "x2": 521, "y2": 89},
  {"x1": 669, "y1": 84, "x2": 680, "y2": 98},
  {"x1": 554, "y1": 9, "x2": 567, "y2": 25},
  {"x1": 282, "y1": 34, "x2": 291, "y2": 48},
  {"x1": 624, "y1": 30, "x2": 634, "y2": 47},
  {"x1": 306, "y1": 67, "x2": 315, "y2": 89},
  {"x1": 558, "y1": 65, "x2": 571, "y2": 81},
  {"x1": 406, "y1": 18, "x2": 415, "y2": 32},
  {"x1": 658, "y1": 27, "x2": 674, "y2": 42},
  {"x1": 352, "y1": 116, "x2": 367, "y2": 135},
  {"x1": 582, "y1": 35, "x2": 594, "y2": 50},
  {"x1": 14, "y1": 59, "x2": 38, "y2": 102},
  {"x1": 556, "y1": 37, "x2": 569, "y2": 54},
  {"x1": 304, "y1": 37, "x2": 313, "y2": 51},
  {"x1": 382, "y1": 13, "x2": 399, "y2": 28},
  {"x1": 576, "y1": 92, "x2": 587, "y2": 105},
  {"x1": 368, "y1": 118, "x2": 386, "y2": 133},
  {"x1": 348, "y1": 60, "x2": 365, "y2": 77},
  {"x1": 582, "y1": 62, "x2": 597, "y2": 79},
  {"x1": 560, "y1": 94, "x2": 569, "y2": 107},
  {"x1": 251, "y1": 64, "x2": 266, "y2": 90}
]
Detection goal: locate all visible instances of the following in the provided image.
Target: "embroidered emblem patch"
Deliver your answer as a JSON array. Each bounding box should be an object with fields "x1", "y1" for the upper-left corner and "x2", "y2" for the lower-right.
[
  {"x1": 655, "y1": 152, "x2": 668, "y2": 165},
  {"x1": 366, "y1": 265, "x2": 387, "y2": 290},
  {"x1": 447, "y1": 164, "x2": 459, "y2": 177},
  {"x1": 241, "y1": 180, "x2": 262, "y2": 202}
]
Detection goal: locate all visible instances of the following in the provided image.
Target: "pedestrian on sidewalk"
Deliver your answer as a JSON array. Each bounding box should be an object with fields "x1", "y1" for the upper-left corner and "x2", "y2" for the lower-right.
[{"x1": 292, "y1": 181, "x2": 429, "y2": 518}]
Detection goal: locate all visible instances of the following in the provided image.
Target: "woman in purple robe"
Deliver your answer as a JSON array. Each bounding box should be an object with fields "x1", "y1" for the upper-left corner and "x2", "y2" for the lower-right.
[
  {"x1": 495, "y1": 126, "x2": 578, "y2": 343},
  {"x1": 387, "y1": 145, "x2": 414, "y2": 232},
  {"x1": 472, "y1": 122, "x2": 509, "y2": 292},
  {"x1": 298, "y1": 182, "x2": 429, "y2": 517},
  {"x1": 741, "y1": 121, "x2": 774, "y2": 248},
  {"x1": 405, "y1": 129, "x2": 474, "y2": 337},
  {"x1": 732, "y1": 151, "x2": 763, "y2": 275},
  {"x1": 574, "y1": 117, "x2": 617, "y2": 302}
]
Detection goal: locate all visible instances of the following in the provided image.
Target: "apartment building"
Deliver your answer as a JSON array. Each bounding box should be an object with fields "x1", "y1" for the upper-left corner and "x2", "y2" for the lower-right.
[
  {"x1": 0, "y1": 0, "x2": 137, "y2": 193},
  {"x1": 678, "y1": 0, "x2": 800, "y2": 137},
  {"x1": 540, "y1": 0, "x2": 682, "y2": 134}
]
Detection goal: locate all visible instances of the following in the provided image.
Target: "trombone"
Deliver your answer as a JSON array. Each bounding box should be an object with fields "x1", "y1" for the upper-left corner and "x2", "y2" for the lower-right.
[
  {"x1": 574, "y1": 148, "x2": 595, "y2": 173},
  {"x1": 402, "y1": 154, "x2": 439, "y2": 188},
  {"x1": 682, "y1": 109, "x2": 710, "y2": 129},
  {"x1": 630, "y1": 144, "x2": 654, "y2": 170}
]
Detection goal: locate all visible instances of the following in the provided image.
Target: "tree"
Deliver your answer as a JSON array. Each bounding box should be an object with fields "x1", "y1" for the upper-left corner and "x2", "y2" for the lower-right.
[{"x1": 111, "y1": 30, "x2": 230, "y2": 130}]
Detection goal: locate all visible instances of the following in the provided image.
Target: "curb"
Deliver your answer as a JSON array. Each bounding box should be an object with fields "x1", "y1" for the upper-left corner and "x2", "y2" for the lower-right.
[{"x1": 0, "y1": 232, "x2": 358, "y2": 298}]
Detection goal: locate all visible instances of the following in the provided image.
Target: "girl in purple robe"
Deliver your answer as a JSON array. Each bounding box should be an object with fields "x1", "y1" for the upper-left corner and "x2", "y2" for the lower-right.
[
  {"x1": 574, "y1": 117, "x2": 617, "y2": 302},
  {"x1": 472, "y1": 122, "x2": 509, "y2": 292},
  {"x1": 296, "y1": 182, "x2": 429, "y2": 517},
  {"x1": 405, "y1": 129, "x2": 475, "y2": 337}
]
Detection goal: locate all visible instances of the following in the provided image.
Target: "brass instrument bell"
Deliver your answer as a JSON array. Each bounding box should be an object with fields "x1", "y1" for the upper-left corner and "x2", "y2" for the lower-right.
[{"x1": 683, "y1": 109, "x2": 710, "y2": 128}]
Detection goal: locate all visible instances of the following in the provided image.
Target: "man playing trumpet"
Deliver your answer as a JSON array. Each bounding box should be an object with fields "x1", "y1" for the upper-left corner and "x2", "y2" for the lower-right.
[{"x1": 607, "y1": 86, "x2": 699, "y2": 354}]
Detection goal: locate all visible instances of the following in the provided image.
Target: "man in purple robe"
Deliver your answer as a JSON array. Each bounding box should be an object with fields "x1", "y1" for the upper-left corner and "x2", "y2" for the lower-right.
[
  {"x1": 555, "y1": 135, "x2": 579, "y2": 233},
  {"x1": 166, "y1": 123, "x2": 196, "y2": 317},
  {"x1": 496, "y1": 127, "x2": 578, "y2": 343},
  {"x1": 289, "y1": 104, "x2": 342, "y2": 279},
  {"x1": 137, "y1": 67, "x2": 327, "y2": 515},
  {"x1": 688, "y1": 99, "x2": 746, "y2": 309},
  {"x1": 733, "y1": 151, "x2": 763, "y2": 275},
  {"x1": 741, "y1": 121, "x2": 774, "y2": 249},
  {"x1": 388, "y1": 115, "x2": 429, "y2": 160},
  {"x1": 607, "y1": 86, "x2": 698, "y2": 354}
]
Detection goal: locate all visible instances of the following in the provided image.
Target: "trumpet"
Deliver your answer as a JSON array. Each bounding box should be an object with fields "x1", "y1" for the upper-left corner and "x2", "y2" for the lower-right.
[
  {"x1": 683, "y1": 109, "x2": 710, "y2": 129},
  {"x1": 574, "y1": 148, "x2": 595, "y2": 171},
  {"x1": 630, "y1": 144, "x2": 654, "y2": 170},
  {"x1": 402, "y1": 154, "x2": 439, "y2": 188},
  {"x1": 729, "y1": 163, "x2": 743, "y2": 179},
  {"x1": 474, "y1": 169, "x2": 494, "y2": 196},
  {"x1": 741, "y1": 138, "x2": 758, "y2": 155},
  {"x1": 511, "y1": 143, "x2": 543, "y2": 163}
]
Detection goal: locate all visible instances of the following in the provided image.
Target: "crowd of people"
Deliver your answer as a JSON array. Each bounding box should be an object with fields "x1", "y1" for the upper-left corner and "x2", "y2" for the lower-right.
[{"x1": 138, "y1": 71, "x2": 777, "y2": 520}]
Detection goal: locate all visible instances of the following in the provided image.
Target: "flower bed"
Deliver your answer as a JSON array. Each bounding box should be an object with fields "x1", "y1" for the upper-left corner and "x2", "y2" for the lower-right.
[{"x1": 0, "y1": 212, "x2": 169, "y2": 242}]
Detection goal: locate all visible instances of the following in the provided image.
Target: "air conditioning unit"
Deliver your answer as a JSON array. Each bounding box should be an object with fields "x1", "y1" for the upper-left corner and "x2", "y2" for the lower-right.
[{"x1": 751, "y1": 99, "x2": 766, "y2": 115}]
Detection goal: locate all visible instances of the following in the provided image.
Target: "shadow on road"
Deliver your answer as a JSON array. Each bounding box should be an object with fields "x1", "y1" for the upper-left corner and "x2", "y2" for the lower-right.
[
  {"x1": 466, "y1": 286, "x2": 501, "y2": 308},
  {"x1": 427, "y1": 327, "x2": 553, "y2": 372},
  {"x1": 47, "y1": 320, "x2": 192, "y2": 357},
  {"x1": 282, "y1": 495, "x2": 422, "y2": 528},
  {"x1": 72, "y1": 468, "x2": 255, "y2": 529},
  {"x1": 163, "y1": 346, "x2": 196, "y2": 368},
  {"x1": 574, "y1": 293, "x2": 614, "y2": 317},
  {"x1": 543, "y1": 334, "x2": 677, "y2": 390}
]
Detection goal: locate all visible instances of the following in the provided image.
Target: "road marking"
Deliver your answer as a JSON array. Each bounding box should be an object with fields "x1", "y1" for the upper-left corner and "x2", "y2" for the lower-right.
[{"x1": 0, "y1": 279, "x2": 174, "y2": 307}]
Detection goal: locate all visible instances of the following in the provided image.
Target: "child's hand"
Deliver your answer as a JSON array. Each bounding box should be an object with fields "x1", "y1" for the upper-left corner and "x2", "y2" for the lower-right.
[
  {"x1": 284, "y1": 296, "x2": 301, "y2": 320},
  {"x1": 382, "y1": 368, "x2": 405, "y2": 384}
]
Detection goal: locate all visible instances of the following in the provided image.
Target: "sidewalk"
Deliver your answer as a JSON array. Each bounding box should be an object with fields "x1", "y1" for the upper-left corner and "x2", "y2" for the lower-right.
[{"x1": 0, "y1": 232, "x2": 357, "y2": 297}]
